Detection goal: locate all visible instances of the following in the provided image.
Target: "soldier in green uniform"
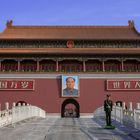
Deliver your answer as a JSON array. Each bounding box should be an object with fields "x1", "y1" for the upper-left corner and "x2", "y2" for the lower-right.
[{"x1": 104, "y1": 94, "x2": 113, "y2": 126}]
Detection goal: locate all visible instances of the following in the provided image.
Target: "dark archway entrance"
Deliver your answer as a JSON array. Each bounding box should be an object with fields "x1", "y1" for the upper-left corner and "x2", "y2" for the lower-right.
[
  {"x1": 16, "y1": 101, "x2": 27, "y2": 106},
  {"x1": 61, "y1": 98, "x2": 80, "y2": 118}
]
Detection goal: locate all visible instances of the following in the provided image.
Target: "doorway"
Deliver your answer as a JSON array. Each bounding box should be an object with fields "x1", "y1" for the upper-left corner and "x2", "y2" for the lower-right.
[
  {"x1": 16, "y1": 101, "x2": 27, "y2": 106},
  {"x1": 61, "y1": 98, "x2": 80, "y2": 118}
]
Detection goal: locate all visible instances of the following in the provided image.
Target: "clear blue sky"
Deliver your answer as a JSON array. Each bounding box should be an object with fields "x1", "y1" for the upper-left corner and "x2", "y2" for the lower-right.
[{"x1": 0, "y1": 0, "x2": 140, "y2": 32}]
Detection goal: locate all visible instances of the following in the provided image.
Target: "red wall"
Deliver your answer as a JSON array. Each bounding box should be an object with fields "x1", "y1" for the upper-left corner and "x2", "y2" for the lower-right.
[{"x1": 0, "y1": 78, "x2": 140, "y2": 113}]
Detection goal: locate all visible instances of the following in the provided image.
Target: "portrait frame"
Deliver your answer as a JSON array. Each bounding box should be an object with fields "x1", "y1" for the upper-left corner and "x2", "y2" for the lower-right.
[{"x1": 61, "y1": 75, "x2": 80, "y2": 97}]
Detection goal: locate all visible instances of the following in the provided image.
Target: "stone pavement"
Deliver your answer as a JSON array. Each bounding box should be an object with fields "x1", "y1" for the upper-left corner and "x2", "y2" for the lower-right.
[
  {"x1": 0, "y1": 116, "x2": 140, "y2": 140},
  {"x1": 0, "y1": 117, "x2": 57, "y2": 140},
  {"x1": 93, "y1": 116, "x2": 140, "y2": 140}
]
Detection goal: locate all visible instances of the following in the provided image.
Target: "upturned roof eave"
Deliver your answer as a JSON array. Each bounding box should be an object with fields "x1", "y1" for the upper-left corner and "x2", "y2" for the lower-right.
[{"x1": 0, "y1": 20, "x2": 140, "y2": 41}]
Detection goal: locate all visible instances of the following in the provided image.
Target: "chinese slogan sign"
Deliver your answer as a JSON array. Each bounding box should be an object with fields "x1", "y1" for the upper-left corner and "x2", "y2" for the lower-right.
[
  {"x1": 107, "y1": 80, "x2": 140, "y2": 91},
  {"x1": 0, "y1": 80, "x2": 35, "y2": 90}
]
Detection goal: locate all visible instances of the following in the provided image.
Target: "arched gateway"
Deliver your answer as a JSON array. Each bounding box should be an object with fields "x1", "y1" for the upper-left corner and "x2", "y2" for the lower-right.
[
  {"x1": 16, "y1": 101, "x2": 27, "y2": 106},
  {"x1": 61, "y1": 98, "x2": 80, "y2": 118}
]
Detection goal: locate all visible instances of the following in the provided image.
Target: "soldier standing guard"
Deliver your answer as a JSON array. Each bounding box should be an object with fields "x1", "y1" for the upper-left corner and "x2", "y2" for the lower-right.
[{"x1": 104, "y1": 94, "x2": 113, "y2": 126}]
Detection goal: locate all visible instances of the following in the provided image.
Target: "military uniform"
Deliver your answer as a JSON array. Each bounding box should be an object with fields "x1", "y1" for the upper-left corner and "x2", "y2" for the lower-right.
[{"x1": 104, "y1": 99, "x2": 113, "y2": 126}]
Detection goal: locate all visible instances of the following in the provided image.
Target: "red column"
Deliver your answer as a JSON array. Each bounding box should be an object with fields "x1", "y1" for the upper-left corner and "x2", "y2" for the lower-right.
[
  {"x1": 102, "y1": 60, "x2": 105, "y2": 72},
  {"x1": 83, "y1": 60, "x2": 86, "y2": 72},
  {"x1": 121, "y1": 60, "x2": 124, "y2": 72},
  {"x1": 37, "y1": 60, "x2": 40, "y2": 72},
  {"x1": 0, "y1": 61, "x2": 1, "y2": 71},
  {"x1": 56, "y1": 60, "x2": 59, "y2": 72},
  {"x1": 18, "y1": 60, "x2": 20, "y2": 72}
]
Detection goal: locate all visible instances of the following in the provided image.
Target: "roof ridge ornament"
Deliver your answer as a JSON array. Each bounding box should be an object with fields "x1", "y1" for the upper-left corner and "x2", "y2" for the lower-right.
[
  {"x1": 128, "y1": 20, "x2": 134, "y2": 28},
  {"x1": 6, "y1": 20, "x2": 13, "y2": 28}
]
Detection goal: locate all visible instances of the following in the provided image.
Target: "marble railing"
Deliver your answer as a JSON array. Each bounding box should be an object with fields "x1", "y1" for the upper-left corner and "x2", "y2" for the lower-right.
[
  {"x1": 93, "y1": 102, "x2": 140, "y2": 130},
  {"x1": 0, "y1": 103, "x2": 46, "y2": 127}
]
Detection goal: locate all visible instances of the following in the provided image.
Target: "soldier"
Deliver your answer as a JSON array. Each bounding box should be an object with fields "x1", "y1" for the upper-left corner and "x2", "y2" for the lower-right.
[{"x1": 104, "y1": 94, "x2": 113, "y2": 126}]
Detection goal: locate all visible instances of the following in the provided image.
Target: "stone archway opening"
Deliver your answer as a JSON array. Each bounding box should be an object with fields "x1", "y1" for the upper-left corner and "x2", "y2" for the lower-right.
[
  {"x1": 16, "y1": 101, "x2": 27, "y2": 106},
  {"x1": 61, "y1": 98, "x2": 80, "y2": 118}
]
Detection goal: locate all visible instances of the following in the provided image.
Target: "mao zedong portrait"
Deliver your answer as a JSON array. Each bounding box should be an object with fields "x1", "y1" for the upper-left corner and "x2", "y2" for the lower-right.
[{"x1": 63, "y1": 77, "x2": 79, "y2": 96}]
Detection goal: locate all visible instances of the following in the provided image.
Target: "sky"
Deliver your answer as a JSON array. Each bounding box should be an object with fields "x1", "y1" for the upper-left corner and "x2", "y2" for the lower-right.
[{"x1": 0, "y1": 0, "x2": 140, "y2": 32}]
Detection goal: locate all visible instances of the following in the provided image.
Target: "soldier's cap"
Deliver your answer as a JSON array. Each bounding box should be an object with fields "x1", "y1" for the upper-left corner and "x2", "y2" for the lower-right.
[{"x1": 106, "y1": 94, "x2": 111, "y2": 97}]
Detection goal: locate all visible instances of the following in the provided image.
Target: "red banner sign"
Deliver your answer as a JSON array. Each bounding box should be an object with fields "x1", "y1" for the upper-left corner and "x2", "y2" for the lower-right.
[
  {"x1": 107, "y1": 80, "x2": 140, "y2": 91},
  {"x1": 0, "y1": 80, "x2": 35, "y2": 90}
]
